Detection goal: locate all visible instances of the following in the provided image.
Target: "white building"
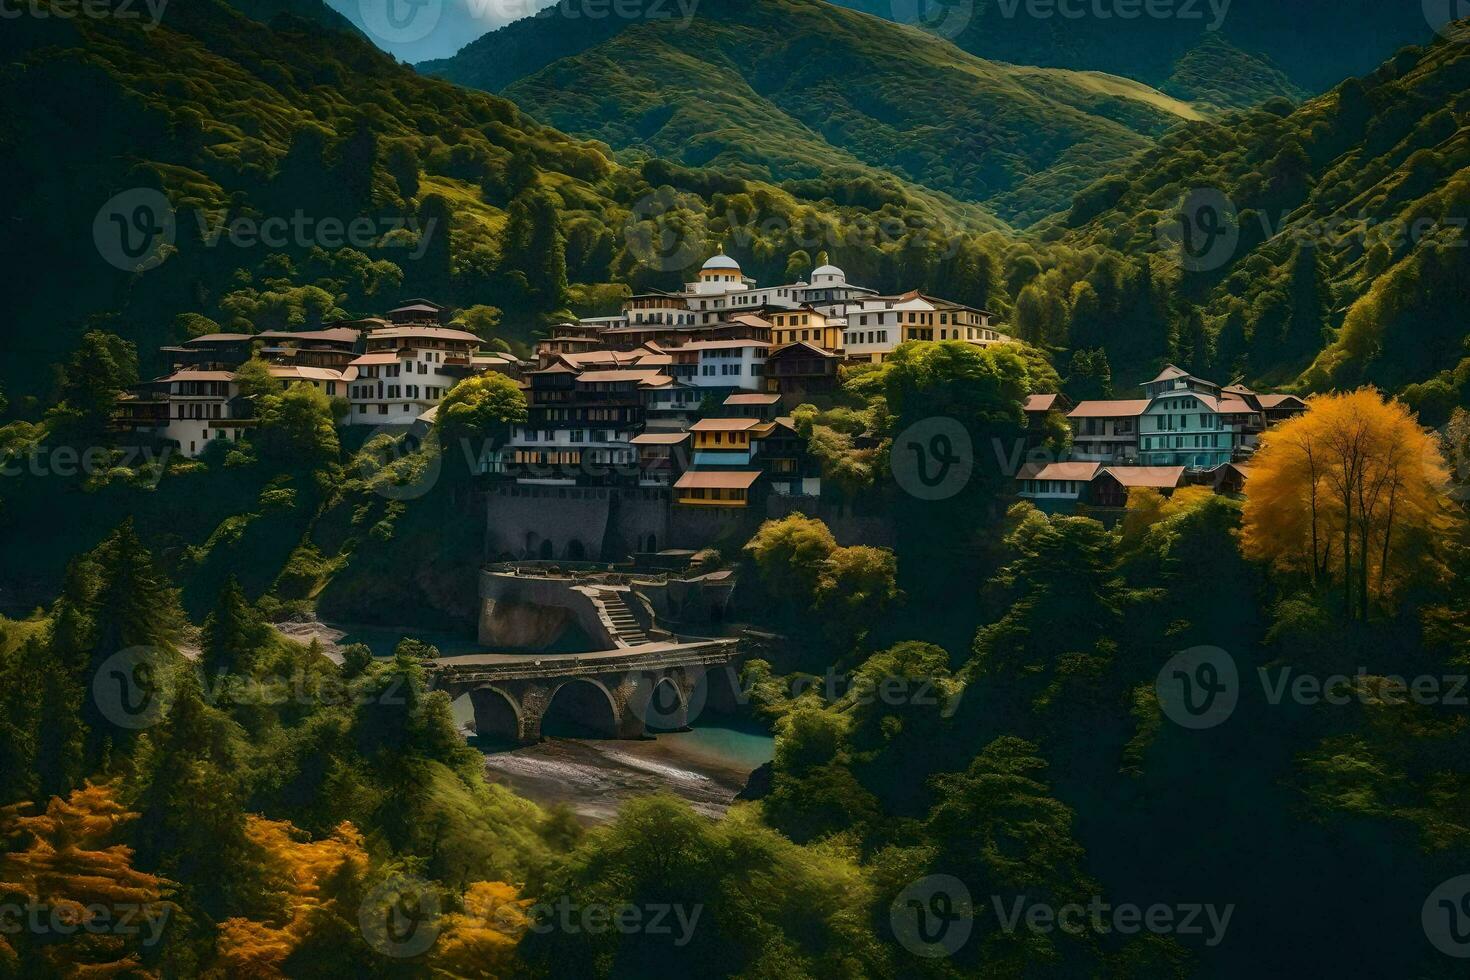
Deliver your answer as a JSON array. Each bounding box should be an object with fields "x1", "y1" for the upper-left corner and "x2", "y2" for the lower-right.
[
  {"x1": 160, "y1": 369, "x2": 250, "y2": 457},
  {"x1": 347, "y1": 325, "x2": 480, "y2": 426},
  {"x1": 668, "y1": 339, "x2": 769, "y2": 390},
  {"x1": 844, "y1": 292, "x2": 1009, "y2": 363}
]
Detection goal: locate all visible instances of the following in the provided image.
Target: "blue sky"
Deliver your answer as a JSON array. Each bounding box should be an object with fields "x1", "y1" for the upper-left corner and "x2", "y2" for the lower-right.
[{"x1": 326, "y1": 0, "x2": 559, "y2": 63}]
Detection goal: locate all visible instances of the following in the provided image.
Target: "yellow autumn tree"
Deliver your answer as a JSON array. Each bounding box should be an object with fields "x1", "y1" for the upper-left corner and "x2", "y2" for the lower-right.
[
  {"x1": 0, "y1": 782, "x2": 178, "y2": 978},
  {"x1": 212, "y1": 816, "x2": 370, "y2": 978},
  {"x1": 1241, "y1": 389, "x2": 1457, "y2": 618},
  {"x1": 428, "y1": 880, "x2": 531, "y2": 979},
  {"x1": 1120, "y1": 485, "x2": 1215, "y2": 545}
]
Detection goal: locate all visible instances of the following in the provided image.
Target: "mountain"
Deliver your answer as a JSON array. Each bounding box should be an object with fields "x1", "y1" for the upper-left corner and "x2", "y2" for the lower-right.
[
  {"x1": 0, "y1": 0, "x2": 1010, "y2": 404},
  {"x1": 1053, "y1": 23, "x2": 1470, "y2": 413},
  {"x1": 832, "y1": 0, "x2": 1435, "y2": 106},
  {"x1": 420, "y1": 0, "x2": 1208, "y2": 225}
]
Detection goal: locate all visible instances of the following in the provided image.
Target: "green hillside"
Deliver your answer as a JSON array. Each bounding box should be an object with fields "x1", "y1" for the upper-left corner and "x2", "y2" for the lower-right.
[
  {"x1": 1043, "y1": 25, "x2": 1470, "y2": 416},
  {"x1": 833, "y1": 0, "x2": 1432, "y2": 102},
  {"x1": 420, "y1": 0, "x2": 1205, "y2": 225}
]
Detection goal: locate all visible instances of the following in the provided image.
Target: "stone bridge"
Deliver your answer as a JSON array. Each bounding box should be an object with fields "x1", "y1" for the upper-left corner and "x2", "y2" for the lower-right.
[{"x1": 428, "y1": 639, "x2": 740, "y2": 744}]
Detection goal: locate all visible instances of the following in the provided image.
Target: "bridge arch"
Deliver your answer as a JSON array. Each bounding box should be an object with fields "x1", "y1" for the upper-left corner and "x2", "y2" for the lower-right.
[
  {"x1": 541, "y1": 678, "x2": 620, "y2": 739},
  {"x1": 640, "y1": 675, "x2": 688, "y2": 732},
  {"x1": 468, "y1": 685, "x2": 523, "y2": 744}
]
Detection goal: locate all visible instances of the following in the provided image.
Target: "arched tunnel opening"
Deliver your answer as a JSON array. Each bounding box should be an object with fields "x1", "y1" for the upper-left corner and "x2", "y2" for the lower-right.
[
  {"x1": 541, "y1": 679, "x2": 620, "y2": 739},
  {"x1": 467, "y1": 686, "x2": 522, "y2": 748}
]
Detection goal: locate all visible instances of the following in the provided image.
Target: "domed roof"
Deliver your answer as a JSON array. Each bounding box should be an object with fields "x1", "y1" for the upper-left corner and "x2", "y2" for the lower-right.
[
  {"x1": 702, "y1": 247, "x2": 740, "y2": 271},
  {"x1": 811, "y1": 264, "x2": 845, "y2": 280}
]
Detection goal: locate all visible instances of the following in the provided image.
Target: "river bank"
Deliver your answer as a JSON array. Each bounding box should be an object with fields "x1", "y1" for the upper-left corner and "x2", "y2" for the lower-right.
[{"x1": 477, "y1": 725, "x2": 774, "y2": 824}]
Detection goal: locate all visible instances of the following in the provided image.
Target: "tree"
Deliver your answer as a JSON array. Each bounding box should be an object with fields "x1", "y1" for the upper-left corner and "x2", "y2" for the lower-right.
[
  {"x1": 1212, "y1": 305, "x2": 1249, "y2": 381},
  {"x1": 1241, "y1": 389, "x2": 1458, "y2": 619},
  {"x1": 1015, "y1": 281, "x2": 1067, "y2": 345},
  {"x1": 331, "y1": 116, "x2": 378, "y2": 215},
  {"x1": 969, "y1": 507, "x2": 1124, "y2": 713},
  {"x1": 430, "y1": 881, "x2": 531, "y2": 979},
  {"x1": 436, "y1": 374, "x2": 528, "y2": 481},
  {"x1": 743, "y1": 514, "x2": 837, "y2": 601},
  {"x1": 214, "y1": 816, "x2": 376, "y2": 976},
  {"x1": 1283, "y1": 241, "x2": 1329, "y2": 360},
  {"x1": 784, "y1": 248, "x2": 812, "y2": 282},
  {"x1": 131, "y1": 674, "x2": 261, "y2": 921},
  {"x1": 51, "y1": 331, "x2": 138, "y2": 432},
  {"x1": 924, "y1": 737, "x2": 1099, "y2": 974},
  {"x1": 520, "y1": 796, "x2": 882, "y2": 978},
  {"x1": 256, "y1": 384, "x2": 339, "y2": 464},
  {"x1": 234, "y1": 357, "x2": 283, "y2": 403},
  {"x1": 452, "y1": 304, "x2": 505, "y2": 340},
  {"x1": 201, "y1": 577, "x2": 269, "y2": 679},
  {"x1": 503, "y1": 191, "x2": 568, "y2": 312},
  {"x1": 1179, "y1": 306, "x2": 1212, "y2": 375},
  {"x1": 0, "y1": 783, "x2": 178, "y2": 976},
  {"x1": 812, "y1": 544, "x2": 901, "y2": 649},
  {"x1": 384, "y1": 140, "x2": 420, "y2": 202},
  {"x1": 1064, "y1": 348, "x2": 1113, "y2": 401},
  {"x1": 83, "y1": 520, "x2": 185, "y2": 764}
]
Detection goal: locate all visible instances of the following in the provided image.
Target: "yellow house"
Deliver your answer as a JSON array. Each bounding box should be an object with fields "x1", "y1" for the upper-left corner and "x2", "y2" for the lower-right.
[
  {"x1": 674, "y1": 470, "x2": 761, "y2": 507},
  {"x1": 769, "y1": 305, "x2": 843, "y2": 352},
  {"x1": 688, "y1": 417, "x2": 769, "y2": 463}
]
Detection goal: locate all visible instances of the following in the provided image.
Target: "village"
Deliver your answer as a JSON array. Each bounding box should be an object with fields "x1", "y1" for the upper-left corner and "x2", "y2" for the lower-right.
[{"x1": 112, "y1": 250, "x2": 1307, "y2": 556}]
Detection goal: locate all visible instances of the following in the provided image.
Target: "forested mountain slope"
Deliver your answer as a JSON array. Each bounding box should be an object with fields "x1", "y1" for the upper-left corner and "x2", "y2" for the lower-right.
[
  {"x1": 1048, "y1": 23, "x2": 1470, "y2": 416},
  {"x1": 420, "y1": 0, "x2": 1207, "y2": 225},
  {"x1": 834, "y1": 0, "x2": 1434, "y2": 104}
]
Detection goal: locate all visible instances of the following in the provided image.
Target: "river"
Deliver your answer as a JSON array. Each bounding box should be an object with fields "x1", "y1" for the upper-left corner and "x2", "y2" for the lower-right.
[
  {"x1": 283, "y1": 621, "x2": 776, "y2": 823},
  {"x1": 471, "y1": 725, "x2": 774, "y2": 824}
]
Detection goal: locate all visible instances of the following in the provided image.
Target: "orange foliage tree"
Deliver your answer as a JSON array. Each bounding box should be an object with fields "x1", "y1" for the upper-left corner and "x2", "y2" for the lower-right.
[
  {"x1": 212, "y1": 816, "x2": 370, "y2": 978},
  {"x1": 213, "y1": 816, "x2": 529, "y2": 979},
  {"x1": 0, "y1": 782, "x2": 178, "y2": 977},
  {"x1": 1241, "y1": 389, "x2": 1458, "y2": 618},
  {"x1": 428, "y1": 880, "x2": 531, "y2": 980}
]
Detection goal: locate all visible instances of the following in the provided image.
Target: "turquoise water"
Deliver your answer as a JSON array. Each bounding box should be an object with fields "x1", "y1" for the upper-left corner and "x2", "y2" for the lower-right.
[{"x1": 660, "y1": 723, "x2": 774, "y2": 770}]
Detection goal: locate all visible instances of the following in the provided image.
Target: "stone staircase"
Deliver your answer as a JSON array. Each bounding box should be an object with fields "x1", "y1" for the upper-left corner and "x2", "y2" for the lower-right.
[{"x1": 595, "y1": 589, "x2": 650, "y2": 646}]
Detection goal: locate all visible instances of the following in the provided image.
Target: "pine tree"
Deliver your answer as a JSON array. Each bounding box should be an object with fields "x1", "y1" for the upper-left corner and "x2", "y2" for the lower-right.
[
  {"x1": 201, "y1": 577, "x2": 268, "y2": 680},
  {"x1": 504, "y1": 190, "x2": 569, "y2": 312},
  {"x1": 1213, "y1": 306, "x2": 1249, "y2": 381},
  {"x1": 1283, "y1": 241, "x2": 1329, "y2": 360},
  {"x1": 131, "y1": 674, "x2": 260, "y2": 922},
  {"x1": 81, "y1": 520, "x2": 184, "y2": 766},
  {"x1": 1180, "y1": 307, "x2": 1212, "y2": 375}
]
